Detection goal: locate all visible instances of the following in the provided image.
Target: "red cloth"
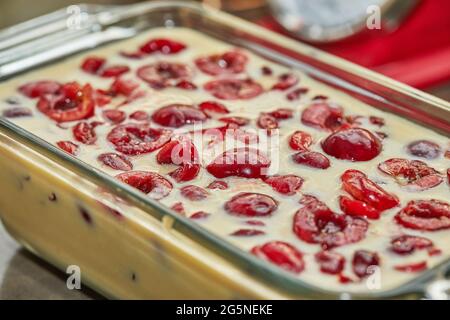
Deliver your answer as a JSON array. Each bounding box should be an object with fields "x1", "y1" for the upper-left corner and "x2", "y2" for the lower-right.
[{"x1": 259, "y1": 0, "x2": 450, "y2": 89}]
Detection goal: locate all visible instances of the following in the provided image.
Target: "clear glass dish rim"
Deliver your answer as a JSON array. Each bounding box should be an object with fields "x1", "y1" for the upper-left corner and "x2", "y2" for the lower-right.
[{"x1": 0, "y1": 0, "x2": 449, "y2": 299}]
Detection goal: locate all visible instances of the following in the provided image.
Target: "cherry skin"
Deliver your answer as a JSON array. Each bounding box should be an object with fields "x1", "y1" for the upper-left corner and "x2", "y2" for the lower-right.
[{"x1": 322, "y1": 128, "x2": 382, "y2": 161}]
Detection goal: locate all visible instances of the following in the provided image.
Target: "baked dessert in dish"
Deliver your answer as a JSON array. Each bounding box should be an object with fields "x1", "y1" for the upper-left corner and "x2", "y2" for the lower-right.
[{"x1": 0, "y1": 27, "x2": 449, "y2": 294}]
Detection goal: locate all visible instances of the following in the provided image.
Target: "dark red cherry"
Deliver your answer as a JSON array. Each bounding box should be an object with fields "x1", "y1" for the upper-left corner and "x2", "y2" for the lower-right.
[
  {"x1": 180, "y1": 185, "x2": 209, "y2": 201},
  {"x1": 107, "y1": 123, "x2": 172, "y2": 155},
  {"x1": 225, "y1": 192, "x2": 278, "y2": 217},
  {"x1": 139, "y1": 38, "x2": 186, "y2": 55},
  {"x1": 390, "y1": 235, "x2": 433, "y2": 255},
  {"x1": 301, "y1": 102, "x2": 344, "y2": 131},
  {"x1": 315, "y1": 251, "x2": 345, "y2": 275},
  {"x1": 292, "y1": 151, "x2": 331, "y2": 169},
  {"x1": 352, "y1": 250, "x2": 380, "y2": 278},
  {"x1": 206, "y1": 148, "x2": 271, "y2": 179},
  {"x1": 98, "y1": 153, "x2": 133, "y2": 171},
  {"x1": 152, "y1": 104, "x2": 207, "y2": 128},
  {"x1": 204, "y1": 79, "x2": 263, "y2": 100},
  {"x1": 407, "y1": 140, "x2": 441, "y2": 159},
  {"x1": 73, "y1": 121, "x2": 97, "y2": 145},
  {"x1": 322, "y1": 128, "x2": 382, "y2": 161}
]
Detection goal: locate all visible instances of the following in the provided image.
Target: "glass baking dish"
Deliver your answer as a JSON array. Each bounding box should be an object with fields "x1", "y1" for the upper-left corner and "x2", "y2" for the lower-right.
[{"x1": 0, "y1": 1, "x2": 449, "y2": 299}]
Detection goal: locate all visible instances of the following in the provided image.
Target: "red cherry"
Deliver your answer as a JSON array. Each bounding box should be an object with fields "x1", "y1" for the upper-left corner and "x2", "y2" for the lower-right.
[
  {"x1": 251, "y1": 241, "x2": 304, "y2": 274},
  {"x1": 292, "y1": 151, "x2": 331, "y2": 169},
  {"x1": 100, "y1": 65, "x2": 130, "y2": 78},
  {"x1": 322, "y1": 128, "x2": 382, "y2": 161},
  {"x1": 180, "y1": 185, "x2": 209, "y2": 201},
  {"x1": 293, "y1": 195, "x2": 368, "y2": 249},
  {"x1": 286, "y1": 88, "x2": 309, "y2": 101},
  {"x1": 107, "y1": 123, "x2": 172, "y2": 155},
  {"x1": 341, "y1": 170, "x2": 399, "y2": 211},
  {"x1": 137, "y1": 62, "x2": 192, "y2": 89},
  {"x1": 56, "y1": 141, "x2": 79, "y2": 155},
  {"x1": 339, "y1": 195, "x2": 381, "y2": 220},
  {"x1": 257, "y1": 114, "x2": 279, "y2": 134},
  {"x1": 406, "y1": 174, "x2": 444, "y2": 192},
  {"x1": 81, "y1": 57, "x2": 106, "y2": 74},
  {"x1": 139, "y1": 38, "x2": 186, "y2": 54},
  {"x1": 199, "y1": 101, "x2": 229, "y2": 115},
  {"x1": 267, "y1": 108, "x2": 294, "y2": 119},
  {"x1": 261, "y1": 66, "x2": 273, "y2": 75},
  {"x1": 37, "y1": 82, "x2": 95, "y2": 123},
  {"x1": 73, "y1": 122, "x2": 97, "y2": 145},
  {"x1": 102, "y1": 109, "x2": 126, "y2": 124},
  {"x1": 206, "y1": 148, "x2": 271, "y2": 179},
  {"x1": 263, "y1": 175, "x2": 304, "y2": 196},
  {"x1": 152, "y1": 104, "x2": 207, "y2": 128},
  {"x1": 175, "y1": 80, "x2": 197, "y2": 90},
  {"x1": 169, "y1": 163, "x2": 201, "y2": 183},
  {"x1": 2, "y1": 107, "x2": 32, "y2": 118},
  {"x1": 19, "y1": 80, "x2": 61, "y2": 98},
  {"x1": 301, "y1": 102, "x2": 344, "y2": 131},
  {"x1": 369, "y1": 116, "x2": 385, "y2": 127},
  {"x1": 94, "y1": 90, "x2": 112, "y2": 107},
  {"x1": 272, "y1": 73, "x2": 299, "y2": 91},
  {"x1": 129, "y1": 111, "x2": 149, "y2": 121},
  {"x1": 116, "y1": 171, "x2": 172, "y2": 200},
  {"x1": 315, "y1": 251, "x2": 345, "y2": 275},
  {"x1": 207, "y1": 180, "x2": 229, "y2": 190},
  {"x1": 156, "y1": 139, "x2": 198, "y2": 165},
  {"x1": 171, "y1": 202, "x2": 185, "y2": 214},
  {"x1": 109, "y1": 77, "x2": 139, "y2": 97},
  {"x1": 98, "y1": 153, "x2": 133, "y2": 171},
  {"x1": 394, "y1": 261, "x2": 427, "y2": 273},
  {"x1": 195, "y1": 51, "x2": 248, "y2": 75},
  {"x1": 395, "y1": 199, "x2": 450, "y2": 231},
  {"x1": 246, "y1": 220, "x2": 265, "y2": 226},
  {"x1": 407, "y1": 140, "x2": 441, "y2": 159},
  {"x1": 390, "y1": 235, "x2": 433, "y2": 255},
  {"x1": 378, "y1": 158, "x2": 438, "y2": 182},
  {"x1": 352, "y1": 250, "x2": 380, "y2": 278},
  {"x1": 219, "y1": 116, "x2": 250, "y2": 126},
  {"x1": 204, "y1": 79, "x2": 263, "y2": 100},
  {"x1": 289, "y1": 131, "x2": 313, "y2": 151},
  {"x1": 231, "y1": 229, "x2": 265, "y2": 237},
  {"x1": 225, "y1": 192, "x2": 278, "y2": 217},
  {"x1": 190, "y1": 212, "x2": 210, "y2": 220},
  {"x1": 378, "y1": 158, "x2": 442, "y2": 190}
]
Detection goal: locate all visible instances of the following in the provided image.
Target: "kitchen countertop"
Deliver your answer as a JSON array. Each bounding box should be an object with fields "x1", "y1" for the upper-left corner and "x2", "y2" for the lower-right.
[{"x1": 0, "y1": 1, "x2": 448, "y2": 300}]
